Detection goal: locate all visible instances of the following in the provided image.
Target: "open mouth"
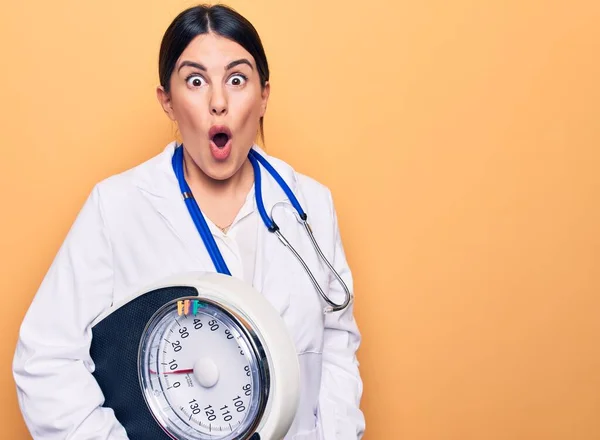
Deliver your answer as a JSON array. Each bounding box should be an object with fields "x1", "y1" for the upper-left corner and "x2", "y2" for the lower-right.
[
  {"x1": 209, "y1": 126, "x2": 232, "y2": 148},
  {"x1": 212, "y1": 133, "x2": 229, "y2": 148}
]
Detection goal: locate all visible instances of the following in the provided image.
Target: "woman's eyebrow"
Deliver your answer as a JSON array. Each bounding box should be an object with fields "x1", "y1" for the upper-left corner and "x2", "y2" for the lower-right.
[
  {"x1": 178, "y1": 60, "x2": 207, "y2": 72},
  {"x1": 225, "y1": 58, "x2": 253, "y2": 71}
]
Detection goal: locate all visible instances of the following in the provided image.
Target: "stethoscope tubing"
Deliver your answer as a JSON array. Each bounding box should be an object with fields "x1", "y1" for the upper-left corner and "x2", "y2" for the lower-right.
[{"x1": 173, "y1": 145, "x2": 353, "y2": 313}]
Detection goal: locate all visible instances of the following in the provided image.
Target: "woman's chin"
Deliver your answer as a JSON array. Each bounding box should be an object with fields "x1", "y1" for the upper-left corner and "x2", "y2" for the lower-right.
[{"x1": 203, "y1": 161, "x2": 243, "y2": 182}]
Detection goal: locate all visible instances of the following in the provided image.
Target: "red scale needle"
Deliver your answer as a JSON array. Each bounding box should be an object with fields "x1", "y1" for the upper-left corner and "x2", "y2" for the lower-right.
[{"x1": 150, "y1": 368, "x2": 194, "y2": 375}]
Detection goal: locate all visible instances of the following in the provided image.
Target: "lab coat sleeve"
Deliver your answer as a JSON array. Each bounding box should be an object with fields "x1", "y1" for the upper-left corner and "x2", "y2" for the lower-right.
[
  {"x1": 317, "y1": 192, "x2": 366, "y2": 439},
  {"x1": 12, "y1": 185, "x2": 129, "y2": 439}
]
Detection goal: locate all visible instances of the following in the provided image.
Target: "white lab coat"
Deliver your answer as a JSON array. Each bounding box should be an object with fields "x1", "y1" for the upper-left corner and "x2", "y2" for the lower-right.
[{"x1": 13, "y1": 142, "x2": 365, "y2": 440}]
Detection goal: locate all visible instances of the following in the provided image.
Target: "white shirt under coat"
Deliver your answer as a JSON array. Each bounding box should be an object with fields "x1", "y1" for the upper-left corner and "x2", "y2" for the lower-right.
[{"x1": 12, "y1": 142, "x2": 365, "y2": 439}]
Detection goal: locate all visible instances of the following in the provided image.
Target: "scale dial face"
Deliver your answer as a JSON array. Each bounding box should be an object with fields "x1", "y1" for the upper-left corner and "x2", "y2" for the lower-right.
[{"x1": 139, "y1": 298, "x2": 269, "y2": 440}]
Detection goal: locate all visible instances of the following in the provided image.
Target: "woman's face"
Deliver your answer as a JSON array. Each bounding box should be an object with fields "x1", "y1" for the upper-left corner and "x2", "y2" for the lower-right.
[{"x1": 158, "y1": 32, "x2": 269, "y2": 181}]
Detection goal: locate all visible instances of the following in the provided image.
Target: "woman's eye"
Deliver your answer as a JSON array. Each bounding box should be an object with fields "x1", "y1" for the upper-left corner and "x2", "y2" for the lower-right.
[
  {"x1": 227, "y1": 74, "x2": 247, "y2": 86},
  {"x1": 186, "y1": 75, "x2": 205, "y2": 87}
]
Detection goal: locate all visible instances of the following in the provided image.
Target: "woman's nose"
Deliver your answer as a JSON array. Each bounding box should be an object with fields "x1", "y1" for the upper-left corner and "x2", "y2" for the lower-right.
[
  {"x1": 211, "y1": 103, "x2": 227, "y2": 116},
  {"x1": 210, "y1": 89, "x2": 228, "y2": 116}
]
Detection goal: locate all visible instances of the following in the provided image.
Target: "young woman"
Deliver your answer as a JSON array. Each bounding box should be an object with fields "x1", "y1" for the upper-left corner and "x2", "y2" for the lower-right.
[{"x1": 13, "y1": 4, "x2": 365, "y2": 439}]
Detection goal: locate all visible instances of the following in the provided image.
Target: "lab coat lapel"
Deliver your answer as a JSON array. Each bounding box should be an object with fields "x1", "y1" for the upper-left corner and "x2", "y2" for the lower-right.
[{"x1": 131, "y1": 142, "x2": 216, "y2": 273}]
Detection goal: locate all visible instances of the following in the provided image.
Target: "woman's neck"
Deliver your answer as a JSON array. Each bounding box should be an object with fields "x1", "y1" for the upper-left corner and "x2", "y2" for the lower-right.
[
  {"x1": 182, "y1": 149, "x2": 254, "y2": 199},
  {"x1": 182, "y1": 148, "x2": 254, "y2": 230}
]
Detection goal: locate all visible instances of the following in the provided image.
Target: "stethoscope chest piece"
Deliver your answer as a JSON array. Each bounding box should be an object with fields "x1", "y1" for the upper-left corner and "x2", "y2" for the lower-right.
[{"x1": 90, "y1": 272, "x2": 300, "y2": 440}]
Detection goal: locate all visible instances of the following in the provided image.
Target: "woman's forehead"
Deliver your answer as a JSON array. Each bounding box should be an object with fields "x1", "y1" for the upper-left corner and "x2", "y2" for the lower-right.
[{"x1": 177, "y1": 33, "x2": 256, "y2": 69}]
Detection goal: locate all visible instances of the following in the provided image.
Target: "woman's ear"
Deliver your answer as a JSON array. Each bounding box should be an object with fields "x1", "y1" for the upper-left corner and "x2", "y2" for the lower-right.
[
  {"x1": 260, "y1": 81, "x2": 270, "y2": 117},
  {"x1": 156, "y1": 85, "x2": 176, "y2": 121}
]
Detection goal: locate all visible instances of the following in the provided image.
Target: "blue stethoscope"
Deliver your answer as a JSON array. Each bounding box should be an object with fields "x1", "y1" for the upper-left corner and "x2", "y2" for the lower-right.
[{"x1": 171, "y1": 145, "x2": 352, "y2": 313}]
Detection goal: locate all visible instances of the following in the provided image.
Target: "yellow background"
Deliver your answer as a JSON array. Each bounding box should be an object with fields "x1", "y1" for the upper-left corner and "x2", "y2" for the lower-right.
[{"x1": 1, "y1": 0, "x2": 599, "y2": 438}]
